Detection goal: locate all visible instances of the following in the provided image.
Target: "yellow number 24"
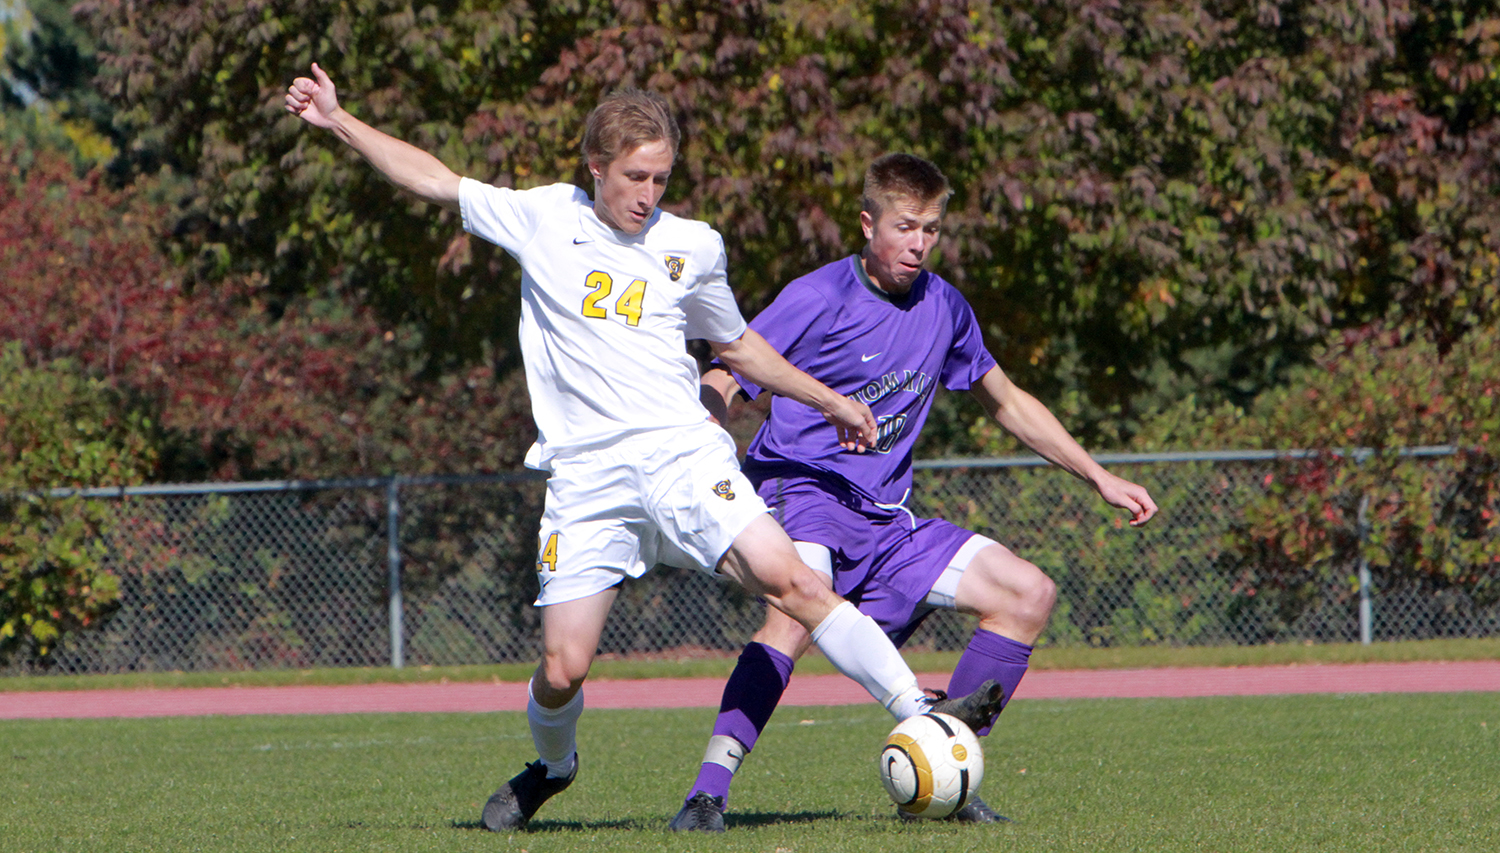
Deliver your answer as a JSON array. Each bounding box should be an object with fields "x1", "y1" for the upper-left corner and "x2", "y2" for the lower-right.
[
  {"x1": 537, "y1": 532, "x2": 559, "y2": 573},
  {"x1": 582, "y1": 271, "x2": 648, "y2": 327}
]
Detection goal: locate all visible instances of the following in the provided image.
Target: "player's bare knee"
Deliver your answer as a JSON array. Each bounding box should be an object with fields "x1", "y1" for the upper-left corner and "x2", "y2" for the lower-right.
[
  {"x1": 1032, "y1": 567, "x2": 1058, "y2": 609},
  {"x1": 783, "y1": 565, "x2": 834, "y2": 609},
  {"x1": 764, "y1": 566, "x2": 838, "y2": 631},
  {"x1": 538, "y1": 652, "x2": 588, "y2": 697},
  {"x1": 1012, "y1": 568, "x2": 1057, "y2": 631}
]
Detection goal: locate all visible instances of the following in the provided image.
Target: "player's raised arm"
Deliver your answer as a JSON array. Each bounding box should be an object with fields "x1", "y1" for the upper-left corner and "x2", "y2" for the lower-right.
[
  {"x1": 709, "y1": 329, "x2": 877, "y2": 451},
  {"x1": 284, "y1": 63, "x2": 462, "y2": 211},
  {"x1": 971, "y1": 365, "x2": 1158, "y2": 526}
]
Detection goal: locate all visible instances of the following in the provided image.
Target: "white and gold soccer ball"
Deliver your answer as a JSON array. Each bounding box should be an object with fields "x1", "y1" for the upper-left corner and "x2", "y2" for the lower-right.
[{"x1": 878, "y1": 711, "x2": 985, "y2": 819}]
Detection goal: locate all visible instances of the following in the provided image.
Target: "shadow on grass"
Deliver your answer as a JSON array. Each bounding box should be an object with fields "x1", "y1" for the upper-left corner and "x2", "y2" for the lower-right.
[
  {"x1": 451, "y1": 809, "x2": 843, "y2": 832},
  {"x1": 452, "y1": 817, "x2": 658, "y2": 832},
  {"x1": 726, "y1": 810, "x2": 842, "y2": 829}
]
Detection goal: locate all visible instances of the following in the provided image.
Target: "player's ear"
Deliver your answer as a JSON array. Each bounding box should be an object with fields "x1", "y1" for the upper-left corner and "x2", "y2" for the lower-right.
[
  {"x1": 588, "y1": 159, "x2": 605, "y2": 182},
  {"x1": 860, "y1": 210, "x2": 876, "y2": 240}
]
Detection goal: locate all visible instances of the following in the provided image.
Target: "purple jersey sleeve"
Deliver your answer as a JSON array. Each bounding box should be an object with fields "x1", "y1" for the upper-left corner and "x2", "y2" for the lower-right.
[
  {"x1": 938, "y1": 291, "x2": 996, "y2": 391},
  {"x1": 733, "y1": 278, "x2": 836, "y2": 401}
]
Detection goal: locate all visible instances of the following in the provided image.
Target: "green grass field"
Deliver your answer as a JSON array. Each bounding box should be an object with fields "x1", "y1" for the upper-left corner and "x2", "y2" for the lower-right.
[{"x1": 3, "y1": 691, "x2": 1496, "y2": 852}]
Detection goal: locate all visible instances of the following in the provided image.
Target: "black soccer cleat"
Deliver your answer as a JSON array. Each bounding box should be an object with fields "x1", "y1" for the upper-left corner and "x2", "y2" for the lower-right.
[
  {"x1": 923, "y1": 679, "x2": 1006, "y2": 733},
  {"x1": 481, "y1": 757, "x2": 576, "y2": 831},
  {"x1": 951, "y1": 795, "x2": 1010, "y2": 823},
  {"x1": 668, "y1": 791, "x2": 726, "y2": 832},
  {"x1": 897, "y1": 794, "x2": 1011, "y2": 824}
]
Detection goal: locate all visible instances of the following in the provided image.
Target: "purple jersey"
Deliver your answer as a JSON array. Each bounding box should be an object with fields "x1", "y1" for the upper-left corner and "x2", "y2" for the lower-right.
[{"x1": 732, "y1": 255, "x2": 997, "y2": 505}]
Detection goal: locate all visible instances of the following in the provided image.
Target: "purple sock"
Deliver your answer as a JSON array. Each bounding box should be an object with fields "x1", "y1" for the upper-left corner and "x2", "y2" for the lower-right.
[
  {"x1": 947, "y1": 628, "x2": 1032, "y2": 736},
  {"x1": 686, "y1": 642, "x2": 794, "y2": 807}
]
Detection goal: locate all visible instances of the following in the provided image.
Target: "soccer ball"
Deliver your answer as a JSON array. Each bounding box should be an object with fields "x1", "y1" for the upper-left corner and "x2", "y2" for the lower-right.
[{"x1": 878, "y1": 712, "x2": 985, "y2": 819}]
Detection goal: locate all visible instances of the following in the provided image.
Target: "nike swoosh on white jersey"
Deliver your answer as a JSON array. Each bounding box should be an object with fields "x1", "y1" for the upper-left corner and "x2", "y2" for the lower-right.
[
  {"x1": 861, "y1": 352, "x2": 881, "y2": 362},
  {"x1": 573, "y1": 236, "x2": 591, "y2": 244}
]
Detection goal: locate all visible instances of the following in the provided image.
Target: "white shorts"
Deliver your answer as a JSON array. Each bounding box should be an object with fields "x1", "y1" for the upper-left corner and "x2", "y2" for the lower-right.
[{"x1": 532, "y1": 422, "x2": 770, "y2": 606}]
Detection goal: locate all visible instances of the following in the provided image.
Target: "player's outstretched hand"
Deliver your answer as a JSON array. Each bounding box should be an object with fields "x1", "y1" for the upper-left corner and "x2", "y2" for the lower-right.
[
  {"x1": 285, "y1": 62, "x2": 341, "y2": 129},
  {"x1": 824, "y1": 397, "x2": 878, "y2": 452},
  {"x1": 1096, "y1": 472, "x2": 1158, "y2": 526}
]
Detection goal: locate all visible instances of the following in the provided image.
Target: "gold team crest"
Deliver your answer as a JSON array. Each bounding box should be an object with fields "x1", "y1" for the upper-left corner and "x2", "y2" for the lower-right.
[
  {"x1": 712, "y1": 479, "x2": 736, "y2": 500},
  {"x1": 664, "y1": 254, "x2": 686, "y2": 281}
]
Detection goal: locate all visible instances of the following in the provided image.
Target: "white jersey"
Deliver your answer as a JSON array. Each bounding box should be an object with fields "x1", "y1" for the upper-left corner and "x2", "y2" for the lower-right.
[{"x1": 459, "y1": 178, "x2": 747, "y2": 468}]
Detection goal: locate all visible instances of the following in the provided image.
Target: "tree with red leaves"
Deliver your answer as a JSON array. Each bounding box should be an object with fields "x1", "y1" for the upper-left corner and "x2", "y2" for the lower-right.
[{"x1": 0, "y1": 143, "x2": 535, "y2": 482}]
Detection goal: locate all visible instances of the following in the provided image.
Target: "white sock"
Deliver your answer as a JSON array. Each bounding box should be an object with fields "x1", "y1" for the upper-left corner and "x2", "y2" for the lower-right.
[
  {"x1": 886, "y1": 687, "x2": 931, "y2": 721},
  {"x1": 527, "y1": 680, "x2": 582, "y2": 779},
  {"x1": 810, "y1": 601, "x2": 924, "y2": 718}
]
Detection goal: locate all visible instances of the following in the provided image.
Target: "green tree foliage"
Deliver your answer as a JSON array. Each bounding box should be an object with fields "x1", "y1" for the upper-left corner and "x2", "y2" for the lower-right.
[
  {"x1": 2, "y1": 0, "x2": 117, "y2": 165},
  {"x1": 1, "y1": 141, "x2": 535, "y2": 481},
  {"x1": 939, "y1": 322, "x2": 1498, "y2": 646},
  {"x1": 77, "y1": 0, "x2": 577, "y2": 375},
  {"x1": 73, "y1": 0, "x2": 1500, "y2": 446},
  {"x1": 1136, "y1": 322, "x2": 1500, "y2": 625},
  {"x1": 2, "y1": 138, "x2": 537, "y2": 656},
  {"x1": 1329, "y1": 3, "x2": 1500, "y2": 354},
  {"x1": 0, "y1": 343, "x2": 156, "y2": 664},
  {"x1": 2, "y1": 0, "x2": 97, "y2": 106}
]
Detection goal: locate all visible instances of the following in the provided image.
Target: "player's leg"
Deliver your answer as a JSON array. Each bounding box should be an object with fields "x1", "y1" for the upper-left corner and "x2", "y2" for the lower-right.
[
  {"x1": 531, "y1": 587, "x2": 619, "y2": 763},
  {"x1": 483, "y1": 587, "x2": 617, "y2": 831},
  {"x1": 484, "y1": 443, "x2": 643, "y2": 832},
  {"x1": 716, "y1": 514, "x2": 938, "y2": 721},
  {"x1": 908, "y1": 539, "x2": 1051, "y2": 826},
  {"x1": 937, "y1": 536, "x2": 1057, "y2": 735},
  {"x1": 860, "y1": 528, "x2": 1036, "y2": 826},
  {"x1": 645, "y1": 438, "x2": 935, "y2": 720},
  {"x1": 673, "y1": 546, "x2": 823, "y2": 828}
]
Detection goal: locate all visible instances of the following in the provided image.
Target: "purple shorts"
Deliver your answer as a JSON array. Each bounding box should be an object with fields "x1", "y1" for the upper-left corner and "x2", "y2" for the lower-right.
[{"x1": 756, "y1": 473, "x2": 974, "y2": 646}]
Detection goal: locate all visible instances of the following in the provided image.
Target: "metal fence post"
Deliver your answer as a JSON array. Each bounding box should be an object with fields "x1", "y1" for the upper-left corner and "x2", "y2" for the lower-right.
[
  {"x1": 387, "y1": 477, "x2": 404, "y2": 669},
  {"x1": 1357, "y1": 492, "x2": 1372, "y2": 645}
]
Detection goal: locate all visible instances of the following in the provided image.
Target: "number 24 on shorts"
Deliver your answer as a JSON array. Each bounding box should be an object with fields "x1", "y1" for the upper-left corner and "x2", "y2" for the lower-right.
[{"x1": 537, "y1": 532, "x2": 559, "y2": 573}]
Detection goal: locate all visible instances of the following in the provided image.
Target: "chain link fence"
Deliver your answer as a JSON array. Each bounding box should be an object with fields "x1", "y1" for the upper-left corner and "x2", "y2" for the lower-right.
[{"x1": 6, "y1": 450, "x2": 1497, "y2": 675}]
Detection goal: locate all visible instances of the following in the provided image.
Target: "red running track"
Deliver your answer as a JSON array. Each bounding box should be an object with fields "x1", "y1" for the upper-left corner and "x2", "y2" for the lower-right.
[{"x1": 3, "y1": 661, "x2": 1498, "y2": 721}]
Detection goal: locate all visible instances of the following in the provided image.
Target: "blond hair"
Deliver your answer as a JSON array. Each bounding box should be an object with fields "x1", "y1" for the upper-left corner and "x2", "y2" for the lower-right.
[
  {"x1": 581, "y1": 88, "x2": 680, "y2": 170},
  {"x1": 861, "y1": 153, "x2": 952, "y2": 219}
]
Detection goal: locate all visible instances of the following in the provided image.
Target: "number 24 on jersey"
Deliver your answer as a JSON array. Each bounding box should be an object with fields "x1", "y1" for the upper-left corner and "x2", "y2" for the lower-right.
[{"x1": 581, "y1": 271, "x2": 647, "y2": 327}]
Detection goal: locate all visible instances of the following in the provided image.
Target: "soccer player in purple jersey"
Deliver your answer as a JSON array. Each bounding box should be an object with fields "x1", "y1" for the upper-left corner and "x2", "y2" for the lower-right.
[{"x1": 669, "y1": 154, "x2": 1158, "y2": 831}]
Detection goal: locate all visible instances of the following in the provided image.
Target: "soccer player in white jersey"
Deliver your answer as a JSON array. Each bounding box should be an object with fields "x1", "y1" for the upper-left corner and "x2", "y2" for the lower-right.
[{"x1": 285, "y1": 66, "x2": 1006, "y2": 830}]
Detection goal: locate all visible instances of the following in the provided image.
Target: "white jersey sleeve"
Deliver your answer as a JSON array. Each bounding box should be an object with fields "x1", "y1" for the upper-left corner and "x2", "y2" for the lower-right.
[
  {"x1": 681, "y1": 230, "x2": 747, "y2": 344},
  {"x1": 459, "y1": 177, "x2": 583, "y2": 253}
]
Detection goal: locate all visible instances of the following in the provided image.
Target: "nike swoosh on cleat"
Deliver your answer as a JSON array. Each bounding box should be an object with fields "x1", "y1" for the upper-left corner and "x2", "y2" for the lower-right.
[{"x1": 861, "y1": 352, "x2": 881, "y2": 362}]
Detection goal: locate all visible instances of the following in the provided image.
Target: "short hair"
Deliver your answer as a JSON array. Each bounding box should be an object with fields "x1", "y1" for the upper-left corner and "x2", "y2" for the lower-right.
[
  {"x1": 861, "y1": 153, "x2": 952, "y2": 220},
  {"x1": 581, "y1": 88, "x2": 680, "y2": 170}
]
